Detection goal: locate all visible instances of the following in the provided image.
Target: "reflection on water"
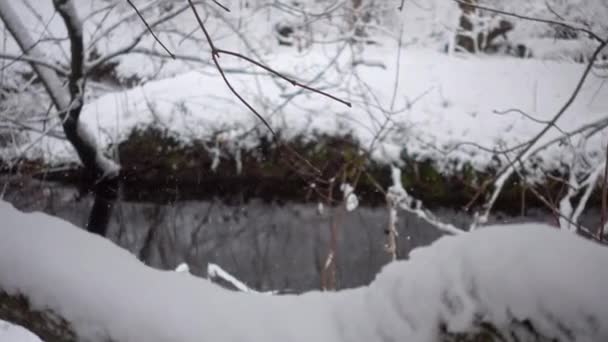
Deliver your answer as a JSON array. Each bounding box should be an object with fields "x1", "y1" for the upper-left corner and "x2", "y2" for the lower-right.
[{"x1": 3, "y1": 177, "x2": 600, "y2": 292}]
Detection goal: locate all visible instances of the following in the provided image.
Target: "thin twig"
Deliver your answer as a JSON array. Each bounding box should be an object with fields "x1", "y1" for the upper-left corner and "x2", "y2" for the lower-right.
[
  {"x1": 466, "y1": 38, "x2": 608, "y2": 212},
  {"x1": 601, "y1": 143, "x2": 608, "y2": 240},
  {"x1": 494, "y1": 108, "x2": 567, "y2": 135},
  {"x1": 126, "y1": 0, "x2": 175, "y2": 59},
  {"x1": 0, "y1": 53, "x2": 69, "y2": 75},
  {"x1": 216, "y1": 49, "x2": 351, "y2": 107},
  {"x1": 87, "y1": 2, "x2": 191, "y2": 74},
  {"x1": 544, "y1": 1, "x2": 566, "y2": 22},
  {"x1": 212, "y1": 0, "x2": 230, "y2": 12},
  {"x1": 398, "y1": 0, "x2": 406, "y2": 11}
]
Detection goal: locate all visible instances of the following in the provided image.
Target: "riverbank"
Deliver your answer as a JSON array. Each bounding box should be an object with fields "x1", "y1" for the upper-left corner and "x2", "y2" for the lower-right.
[{"x1": 2, "y1": 127, "x2": 603, "y2": 213}]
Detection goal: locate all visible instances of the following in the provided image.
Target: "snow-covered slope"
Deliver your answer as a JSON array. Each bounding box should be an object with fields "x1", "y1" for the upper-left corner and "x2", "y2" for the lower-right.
[
  {"x1": 2, "y1": 0, "x2": 607, "y2": 178},
  {"x1": 1, "y1": 201, "x2": 607, "y2": 341},
  {"x1": 18, "y1": 47, "x2": 608, "y2": 175}
]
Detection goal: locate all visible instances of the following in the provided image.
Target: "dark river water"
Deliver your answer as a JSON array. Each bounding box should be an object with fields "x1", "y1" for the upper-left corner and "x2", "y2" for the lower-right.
[{"x1": 2, "y1": 177, "x2": 602, "y2": 293}]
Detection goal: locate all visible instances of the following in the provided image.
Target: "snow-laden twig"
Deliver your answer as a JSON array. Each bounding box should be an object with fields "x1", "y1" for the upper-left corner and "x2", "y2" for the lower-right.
[
  {"x1": 463, "y1": 19, "x2": 608, "y2": 222},
  {"x1": 207, "y1": 263, "x2": 255, "y2": 293},
  {"x1": 571, "y1": 163, "x2": 604, "y2": 226},
  {"x1": 207, "y1": 263, "x2": 279, "y2": 295},
  {"x1": 558, "y1": 142, "x2": 584, "y2": 232},
  {"x1": 175, "y1": 263, "x2": 190, "y2": 273},
  {"x1": 210, "y1": 145, "x2": 221, "y2": 172},
  {"x1": 388, "y1": 165, "x2": 463, "y2": 235},
  {"x1": 470, "y1": 166, "x2": 511, "y2": 231},
  {"x1": 385, "y1": 191, "x2": 399, "y2": 260},
  {"x1": 470, "y1": 117, "x2": 608, "y2": 230},
  {"x1": 125, "y1": 0, "x2": 175, "y2": 59},
  {"x1": 558, "y1": 139, "x2": 604, "y2": 232},
  {"x1": 183, "y1": 262, "x2": 279, "y2": 294}
]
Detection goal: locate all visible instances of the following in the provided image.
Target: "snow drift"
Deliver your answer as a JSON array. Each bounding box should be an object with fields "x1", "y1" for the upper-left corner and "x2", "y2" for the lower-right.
[{"x1": 0, "y1": 200, "x2": 607, "y2": 341}]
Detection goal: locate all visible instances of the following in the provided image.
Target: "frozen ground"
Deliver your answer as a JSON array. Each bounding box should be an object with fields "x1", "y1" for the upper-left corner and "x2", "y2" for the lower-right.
[{"x1": 1, "y1": 201, "x2": 608, "y2": 341}]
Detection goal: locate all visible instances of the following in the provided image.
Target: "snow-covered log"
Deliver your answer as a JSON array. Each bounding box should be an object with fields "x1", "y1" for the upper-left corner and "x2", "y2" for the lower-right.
[{"x1": 1, "y1": 200, "x2": 607, "y2": 342}]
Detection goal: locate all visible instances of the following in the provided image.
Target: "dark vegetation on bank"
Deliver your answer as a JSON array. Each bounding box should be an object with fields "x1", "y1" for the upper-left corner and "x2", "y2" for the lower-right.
[{"x1": 0, "y1": 126, "x2": 602, "y2": 214}]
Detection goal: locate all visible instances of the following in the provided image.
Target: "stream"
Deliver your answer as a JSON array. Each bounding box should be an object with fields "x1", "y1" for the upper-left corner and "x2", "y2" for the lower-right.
[{"x1": 2, "y1": 177, "x2": 602, "y2": 293}]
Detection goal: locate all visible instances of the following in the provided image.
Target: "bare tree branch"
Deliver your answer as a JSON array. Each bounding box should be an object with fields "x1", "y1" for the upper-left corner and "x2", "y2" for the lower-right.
[
  {"x1": 186, "y1": 0, "x2": 351, "y2": 139},
  {"x1": 0, "y1": 3, "x2": 70, "y2": 110},
  {"x1": 0, "y1": 52, "x2": 68, "y2": 76},
  {"x1": 126, "y1": 0, "x2": 175, "y2": 59},
  {"x1": 216, "y1": 49, "x2": 352, "y2": 107},
  {"x1": 87, "y1": 0, "x2": 161, "y2": 49},
  {"x1": 212, "y1": 0, "x2": 230, "y2": 13},
  {"x1": 86, "y1": 2, "x2": 192, "y2": 74},
  {"x1": 468, "y1": 38, "x2": 608, "y2": 220}
]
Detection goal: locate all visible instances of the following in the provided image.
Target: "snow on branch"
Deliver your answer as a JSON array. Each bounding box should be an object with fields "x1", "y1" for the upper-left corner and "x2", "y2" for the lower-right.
[
  {"x1": 388, "y1": 165, "x2": 464, "y2": 235},
  {"x1": 54, "y1": 0, "x2": 119, "y2": 179},
  {"x1": 466, "y1": 30, "x2": 608, "y2": 229},
  {"x1": 176, "y1": 262, "x2": 277, "y2": 294},
  {"x1": 207, "y1": 263, "x2": 254, "y2": 293},
  {"x1": 0, "y1": 0, "x2": 119, "y2": 179},
  {"x1": 451, "y1": 1, "x2": 607, "y2": 226}
]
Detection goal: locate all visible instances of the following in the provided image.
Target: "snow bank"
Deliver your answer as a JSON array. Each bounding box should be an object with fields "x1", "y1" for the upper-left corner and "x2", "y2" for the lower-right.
[
  {"x1": 18, "y1": 47, "x2": 607, "y2": 175},
  {"x1": 2, "y1": 0, "x2": 607, "y2": 177},
  {"x1": 0, "y1": 320, "x2": 42, "y2": 342},
  {"x1": 1, "y1": 201, "x2": 608, "y2": 341}
]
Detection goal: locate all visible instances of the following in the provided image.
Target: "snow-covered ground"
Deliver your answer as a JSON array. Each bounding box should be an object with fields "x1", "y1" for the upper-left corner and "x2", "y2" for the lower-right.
[
  {"x1": 0, "y1": 320, "x2": 42, "y2": 342},
  {"x1": 15, "y1": 46, "x2": 606, "y2": 175},
  {"x1": 1, "y1": 201, "x2": 608, "y2": 341},
  {"x1": 2, "y1": 0, "x2": 607, "y2": 178}
]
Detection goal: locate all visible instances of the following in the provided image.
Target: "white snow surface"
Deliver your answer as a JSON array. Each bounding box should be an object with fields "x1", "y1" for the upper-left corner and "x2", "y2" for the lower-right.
[
  {"x1": 2, "y1": 0, "x2": 607, "y2": 177},
  {"x1": 0, "y1": 320, "x2": 43, "y2": 342},
  {"x1": 18, "y1": 47, "x2": 608, "y2": 175},
  {"x1": 1, "y1": 201, "x2": 608, "y2": 341}
]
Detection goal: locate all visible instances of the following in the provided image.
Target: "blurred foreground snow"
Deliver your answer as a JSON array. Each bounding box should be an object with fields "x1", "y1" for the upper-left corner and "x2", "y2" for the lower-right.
[
  {"x1": 0, "y1": 320, "x2": 42, "y2": 342},
  {"x1": 1, "y1": 201, "x2": 607, "y2": 341}
]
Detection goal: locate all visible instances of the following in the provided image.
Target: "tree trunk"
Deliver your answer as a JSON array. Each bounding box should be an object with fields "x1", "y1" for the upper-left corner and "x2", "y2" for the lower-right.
[{"x1": 0, "y1": 1, "x2": 119, "y2": 236}]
